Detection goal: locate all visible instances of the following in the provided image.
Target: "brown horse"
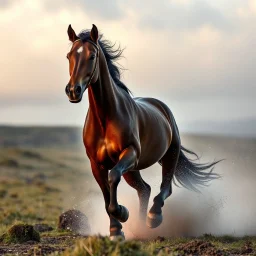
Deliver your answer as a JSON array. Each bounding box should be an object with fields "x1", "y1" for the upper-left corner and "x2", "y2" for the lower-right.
[{"x1": 65, "y1": 24, "x2": 220, "y2": 240}]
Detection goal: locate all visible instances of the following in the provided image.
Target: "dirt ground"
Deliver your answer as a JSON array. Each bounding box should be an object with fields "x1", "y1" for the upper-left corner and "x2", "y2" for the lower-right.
[
  {"x1": 0, "y1": 235, "x2": 78, "y2": 255},
  {"x1": 0, "y1": 234, "x2": 256, "y2": 255}
]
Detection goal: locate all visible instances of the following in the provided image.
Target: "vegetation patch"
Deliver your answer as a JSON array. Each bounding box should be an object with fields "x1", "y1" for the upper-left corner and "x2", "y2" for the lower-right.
[
  {"x1": 62, "y1": 236, "x2": 148, "y2": 256},
  {"x1": 1, "y1": 224, "x2": 40, "y2": 244}
]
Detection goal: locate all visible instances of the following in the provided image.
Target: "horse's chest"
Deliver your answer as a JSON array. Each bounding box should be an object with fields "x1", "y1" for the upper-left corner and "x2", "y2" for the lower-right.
[
  {"x1": 85, "y1": 137, "x2": 121, "y2": 168},
  {"x1": 83, "y1": 117, "x2": 127, "y2": 167}
]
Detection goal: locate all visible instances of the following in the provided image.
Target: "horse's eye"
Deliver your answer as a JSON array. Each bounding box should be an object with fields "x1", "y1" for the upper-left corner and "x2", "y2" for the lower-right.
[{"x1": 89, "y1": 55, "x2": 95, "y2": 60}]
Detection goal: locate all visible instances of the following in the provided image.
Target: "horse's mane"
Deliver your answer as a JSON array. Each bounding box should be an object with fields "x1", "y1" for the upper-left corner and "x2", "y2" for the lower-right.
[{"x1": 78, "y1": 30, "x2": 131, "y2": 94}]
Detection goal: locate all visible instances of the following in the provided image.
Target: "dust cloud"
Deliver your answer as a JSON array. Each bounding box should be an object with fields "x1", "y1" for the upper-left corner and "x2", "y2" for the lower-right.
[{"x1": 78, "y1": 135, "x2": 256, "y2": 238}]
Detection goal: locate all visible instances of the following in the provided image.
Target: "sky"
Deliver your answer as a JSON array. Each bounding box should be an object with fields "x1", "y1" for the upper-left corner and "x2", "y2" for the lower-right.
[{"x1": 0, "y1": 0, "x2": 255, "y2": 135}]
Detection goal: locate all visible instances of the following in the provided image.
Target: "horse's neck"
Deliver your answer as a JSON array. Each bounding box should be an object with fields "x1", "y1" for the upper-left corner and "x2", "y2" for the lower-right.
[{"x1": 88, "y1": 47, "x2": 120, "y2": 127}]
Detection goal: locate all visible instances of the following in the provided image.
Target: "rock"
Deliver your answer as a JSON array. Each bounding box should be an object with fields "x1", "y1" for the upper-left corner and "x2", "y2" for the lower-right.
[
  {"x1": 2, "y1": 224, "x2": 40, "y2": 243},
  {"x1": 34, "y1": 224, "x2": 53, "y2": 233},
  {"x1": 58, "y1": 209, "x2": 90, "y2": 235}
]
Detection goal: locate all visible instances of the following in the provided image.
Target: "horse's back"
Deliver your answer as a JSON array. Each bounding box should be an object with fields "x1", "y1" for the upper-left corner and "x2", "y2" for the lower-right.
[
  {"x1": 134, "y1": 97, "x2": 175, "y2": 130},
  {"x1": 134, "y1": 97, "x2": 173, "y2": 125}
]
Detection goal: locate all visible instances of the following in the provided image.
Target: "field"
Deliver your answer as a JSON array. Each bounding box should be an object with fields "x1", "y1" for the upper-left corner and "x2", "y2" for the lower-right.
[{"x1": 0, "y1": 126, "x2": 256, "y2": 255}]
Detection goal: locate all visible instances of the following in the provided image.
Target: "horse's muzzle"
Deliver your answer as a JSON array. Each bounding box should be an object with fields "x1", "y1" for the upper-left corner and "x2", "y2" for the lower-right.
[{"x1": 65, "y1": 84, "x2": 85, "y2": 103}]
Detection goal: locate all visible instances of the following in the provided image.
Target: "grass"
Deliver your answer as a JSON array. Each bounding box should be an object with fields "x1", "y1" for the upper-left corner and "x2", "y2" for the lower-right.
[{"x1": 60, "y1": 236, "x2": 148, "y2": 256}]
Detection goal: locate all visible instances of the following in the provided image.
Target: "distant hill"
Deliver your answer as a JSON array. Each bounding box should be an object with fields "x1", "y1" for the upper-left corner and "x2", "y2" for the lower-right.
[
  {"x1": 0, "y1": 126, "x2": 83, "y2": 148},
  {"x1": 180, "y1": 118, "x2": 256, "y2": 138},
  {"x1": 0, "y1": 118, "x2": 255, "y2": 148}
]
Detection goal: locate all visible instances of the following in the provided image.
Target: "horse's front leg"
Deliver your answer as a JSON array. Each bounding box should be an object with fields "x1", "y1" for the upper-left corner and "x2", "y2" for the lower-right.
[
  {"x1": 108, "y1": 146, "x2": 137, "y2": 222},
  {"x1": 90, "y1": 160, "x2": 124, "y2": 240}
]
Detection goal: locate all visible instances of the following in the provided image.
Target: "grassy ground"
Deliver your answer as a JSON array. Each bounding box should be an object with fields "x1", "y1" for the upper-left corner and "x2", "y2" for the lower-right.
[
  {"x1": 0, "y1": 126, "x2": 256, "y2": 255},
  {"x1": 0, "y1": 144, "x2": 95, "y2": 255},
  {"x1": 1, "y1": 233, "x2": 256, "y2": 255},
  {"x1": 0, "y1": 146, "x2": 93, "y2": 234},
  {"x1": 66, "y1": 235, "x2": 256, "y2": 255}
]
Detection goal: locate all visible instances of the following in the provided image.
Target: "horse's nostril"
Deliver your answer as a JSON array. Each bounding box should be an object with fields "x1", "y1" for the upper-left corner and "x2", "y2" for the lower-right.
[
  {"x1": 65, "y1": 85, "x2": 70, "y2": 95},
  {"x1": 75, "y1": 86, "x2": 82, "y2": 95}
]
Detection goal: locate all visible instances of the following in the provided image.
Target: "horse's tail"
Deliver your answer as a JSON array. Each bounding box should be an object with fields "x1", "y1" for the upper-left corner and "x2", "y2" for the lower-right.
[{"x1": 174, "y1": 146, "x2": 222, "y2": 192}]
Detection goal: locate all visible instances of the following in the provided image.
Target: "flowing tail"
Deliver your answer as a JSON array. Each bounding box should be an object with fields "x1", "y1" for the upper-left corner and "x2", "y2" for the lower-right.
[{"x1": 174, "y1": 146, "x2": 222, "y2": 192}]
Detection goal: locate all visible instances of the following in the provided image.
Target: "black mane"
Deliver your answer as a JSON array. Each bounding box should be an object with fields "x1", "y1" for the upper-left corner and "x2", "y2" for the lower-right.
[{"x1": 78, "y1": 30, "x2": 131, "y2": 94}]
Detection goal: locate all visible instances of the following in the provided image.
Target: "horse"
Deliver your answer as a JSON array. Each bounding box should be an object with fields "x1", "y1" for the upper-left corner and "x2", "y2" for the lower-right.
[{"x1": 65, "y1": 24, "x2": 220, "y2": 240}]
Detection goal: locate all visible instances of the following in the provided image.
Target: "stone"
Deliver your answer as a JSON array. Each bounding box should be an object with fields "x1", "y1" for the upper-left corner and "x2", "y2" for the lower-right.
[{"x1": 58, "y1": 209, "x2": 90, "y2": 235}]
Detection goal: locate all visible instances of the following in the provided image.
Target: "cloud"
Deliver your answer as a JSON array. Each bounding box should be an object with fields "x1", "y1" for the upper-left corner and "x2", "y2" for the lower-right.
[
  {"x1": 135, "y1": 0, "x2": 231, "y2": 31},
  {"x1": 0, "y1": 0, "x2": 13, "y2": 8},
  {"x1": 237, "y1": 0, "x2": 256, "y2": 17},
  {"x1": 43, "y1": 0, "x2": 123, "y2": 20}
]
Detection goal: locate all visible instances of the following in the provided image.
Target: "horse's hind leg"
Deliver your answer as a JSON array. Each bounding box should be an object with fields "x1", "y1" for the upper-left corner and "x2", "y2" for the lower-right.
[
  {"x1": 147, "y1": 129, "x2": 180, "y2": 228},
  {"x1": 123, "y1": 171, "x2": 151, "y2": 221}
]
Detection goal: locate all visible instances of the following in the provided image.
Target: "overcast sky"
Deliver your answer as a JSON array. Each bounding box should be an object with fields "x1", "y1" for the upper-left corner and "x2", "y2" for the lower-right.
[{"x1": 0, "y1": 0, "x2": 255, "y2": 133}]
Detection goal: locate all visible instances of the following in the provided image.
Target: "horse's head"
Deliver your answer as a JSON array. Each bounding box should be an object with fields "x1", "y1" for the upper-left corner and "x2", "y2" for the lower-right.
[{"x1": 65, "y1": 24, "x2": 99, "y2": 103}]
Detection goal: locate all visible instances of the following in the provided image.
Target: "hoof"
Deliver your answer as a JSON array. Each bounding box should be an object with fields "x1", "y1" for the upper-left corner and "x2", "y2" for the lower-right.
[
  {"x1": 109, "y1": 205, "x2": 129, "y2": 223},
  {"x1": 118, "y1": 205, "x2": 129, "y2": 223},
  {"x1": 146, "y1": 212, "x2": 163, "y2": 228},
  {"x1": 110, "y1": 231, "x2": 125, "y2": 241}
]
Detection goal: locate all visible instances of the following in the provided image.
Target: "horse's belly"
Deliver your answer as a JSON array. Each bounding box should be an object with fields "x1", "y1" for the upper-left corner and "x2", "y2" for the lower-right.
[
  {"x1": 134, "y1": 100, "x2": 173, "y2": 170},
  {"x1": 135, "y1": 126, "x2": 171, "y2": 170},
  {"x1": 135, "y1": 142, "x2": 169, "y2": 170}
]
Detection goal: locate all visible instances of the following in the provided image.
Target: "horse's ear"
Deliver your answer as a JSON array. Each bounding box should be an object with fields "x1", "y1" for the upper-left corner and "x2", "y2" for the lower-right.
[
  {"x1": 67, "y1": 24, "x2": 79, "y2": 42},
  {"x1": 90, "y1": 24, "x2": 99, "y2": 43}
]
